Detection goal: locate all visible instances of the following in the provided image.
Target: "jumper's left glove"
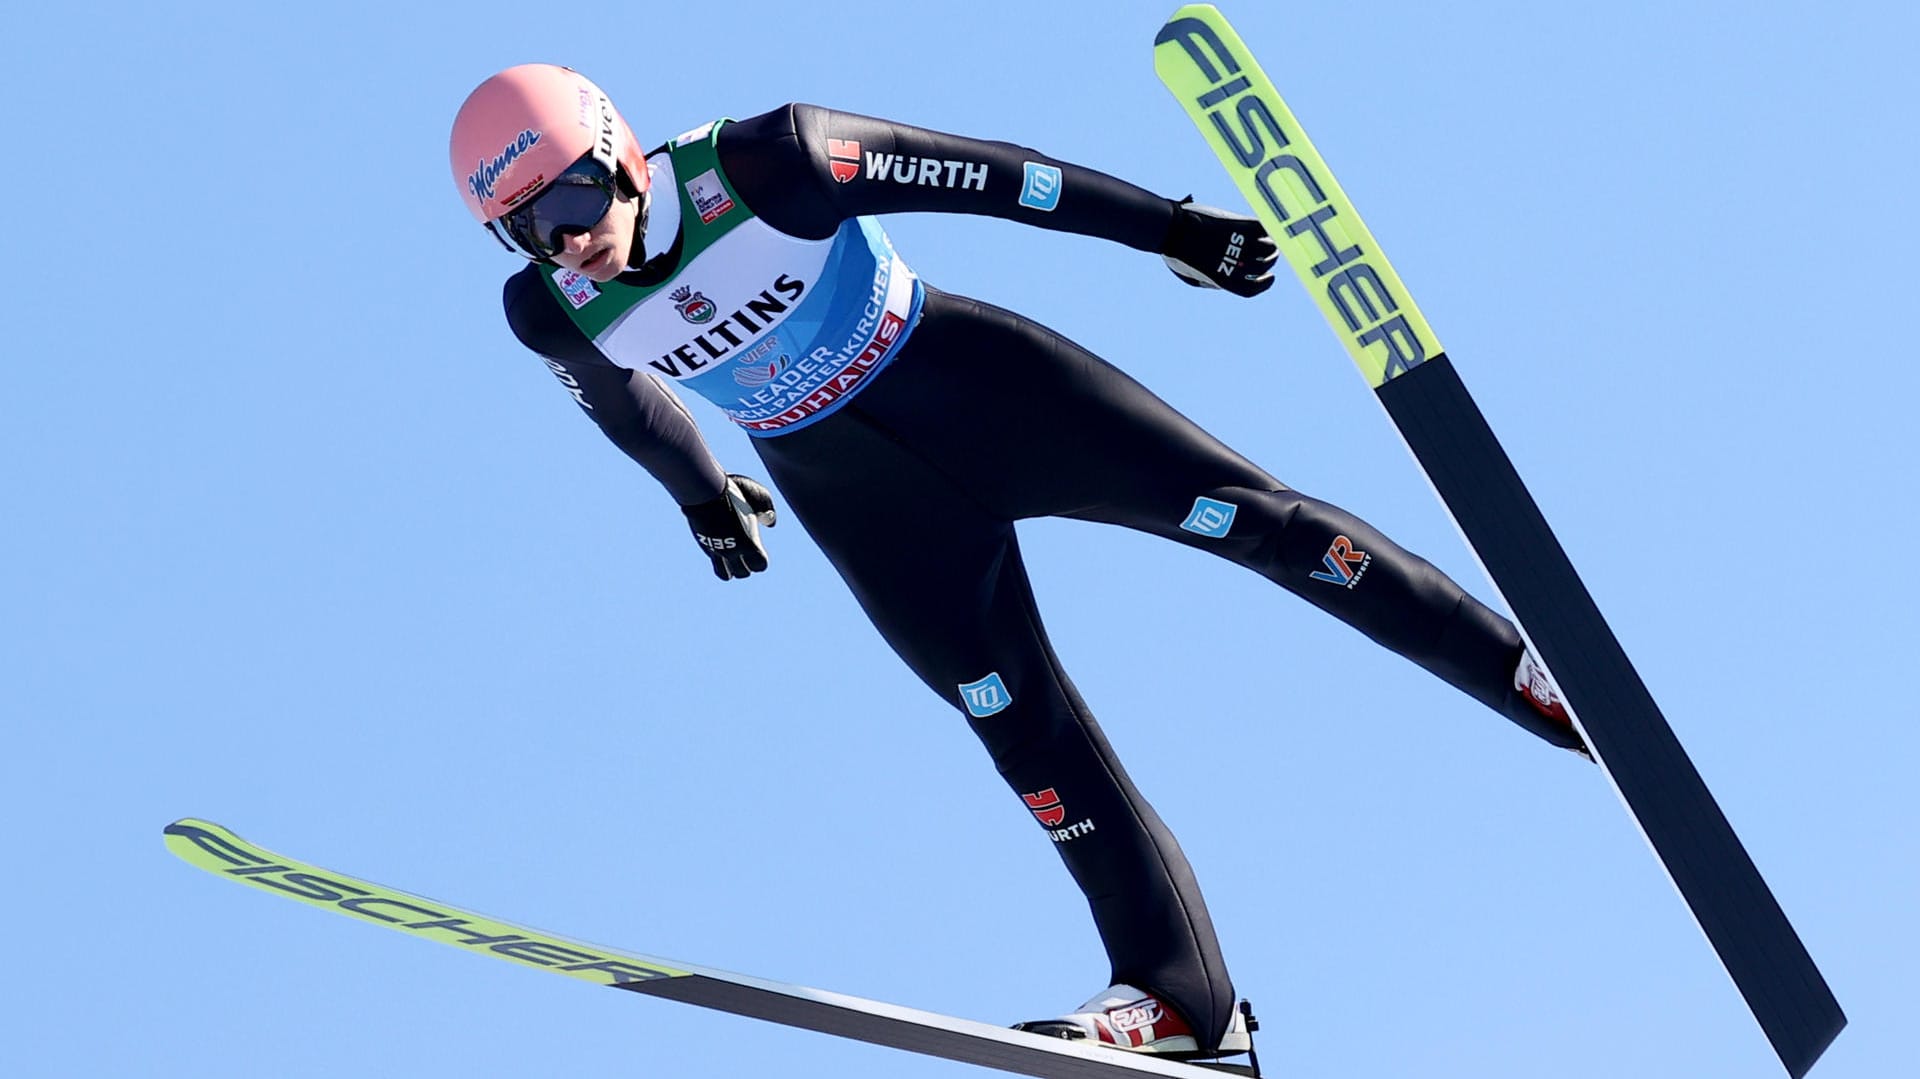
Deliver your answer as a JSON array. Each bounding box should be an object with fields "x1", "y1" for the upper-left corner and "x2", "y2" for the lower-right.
[
  {"x1": 1160, "y1": 198, "x2": 1279, "y2": 298},
  {"x1": 682, "y1": 474, "x2": 778, "y2": 581}
]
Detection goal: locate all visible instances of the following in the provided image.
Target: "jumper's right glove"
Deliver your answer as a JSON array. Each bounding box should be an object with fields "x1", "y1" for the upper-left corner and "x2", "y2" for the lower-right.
[
  {"x1": 1160, "y1": 197, "x2": 1279, "y2": 298},
  {"x1": 681, "y1": 474, "x2": 778, "y2": 581}
]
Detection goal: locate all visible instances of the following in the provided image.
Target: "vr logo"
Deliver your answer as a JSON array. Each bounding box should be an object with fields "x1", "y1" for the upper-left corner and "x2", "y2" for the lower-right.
[{"x1": 1309, "y1": 534, "x2": 1371, "y2": 588}]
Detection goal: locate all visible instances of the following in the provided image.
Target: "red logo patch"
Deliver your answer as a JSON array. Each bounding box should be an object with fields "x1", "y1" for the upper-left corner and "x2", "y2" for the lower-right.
[
  {"x1": 1022, "y1": 789, "x2": 1067, "y2": 827},
  {"x1": 827, "y1": 138, "x2": 861, "y2": 183}
]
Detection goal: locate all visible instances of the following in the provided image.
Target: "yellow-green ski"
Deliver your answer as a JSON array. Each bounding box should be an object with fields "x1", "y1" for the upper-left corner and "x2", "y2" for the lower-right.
[
  {"x1": 1153, "y1": 8, "x2": 1438, "y2": 389},
  {"x1": 166, "y1": 819, "x2": 688, "y2": 985},
  {"x1": 1152, "y1": 9, "x2": 1845, "y2": 1077},
  {"x1": 166, "y1": 818, "x2": 1253, "y2": 1078}
]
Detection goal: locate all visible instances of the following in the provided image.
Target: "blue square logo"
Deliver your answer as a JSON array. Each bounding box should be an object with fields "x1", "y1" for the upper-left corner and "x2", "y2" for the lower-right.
[
  {"x1": 1019, "y1": 162, "x2": 1063, "y2": 212},
  {"x1": 959, "y1": 672, "x2": 1012, "y2": 717},
  {"x1": 1181, "y1": 497, "x2": 1238, "y2": 538}
]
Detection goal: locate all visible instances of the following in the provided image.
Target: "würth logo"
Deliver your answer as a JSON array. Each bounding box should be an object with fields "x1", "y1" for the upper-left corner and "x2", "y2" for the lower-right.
[
  {"x1": 1022, "y1": 789, "x2": 1067, "y2": 827},
  {"x1": 1309, "y1": 534, "x2": 1371, "y2": 588},
  {"x1": 1024, "y1": 788, "x2": 1095, "y2": 843},
  {"x1": 827, "y1": 139, "x2": 861, "y2": 183}
]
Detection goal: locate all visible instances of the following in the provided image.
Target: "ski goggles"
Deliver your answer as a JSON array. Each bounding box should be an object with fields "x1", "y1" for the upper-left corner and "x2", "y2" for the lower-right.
[{"x1": 486, "y1": 155, "x2": 619, "y2": 261}]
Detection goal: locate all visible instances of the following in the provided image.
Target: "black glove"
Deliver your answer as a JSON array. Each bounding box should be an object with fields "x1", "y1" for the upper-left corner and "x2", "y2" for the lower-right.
[
  {"x1": 681, "y1": 474, "x2": 778, "y2": 581},
  {"x1": 1160, "y1": 198, "x2": 1279, "y2": 297}
]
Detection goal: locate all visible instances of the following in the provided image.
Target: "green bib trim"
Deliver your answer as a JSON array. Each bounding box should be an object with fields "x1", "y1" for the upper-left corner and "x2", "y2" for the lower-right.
[{"x1": 540, "y1": 119, "x2": 748, "y2": 340}]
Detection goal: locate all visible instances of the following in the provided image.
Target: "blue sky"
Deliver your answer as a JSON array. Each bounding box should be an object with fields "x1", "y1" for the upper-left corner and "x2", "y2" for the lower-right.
[{"x1": 3, "y1": 1, "x2": 1913, "y2": 1076}]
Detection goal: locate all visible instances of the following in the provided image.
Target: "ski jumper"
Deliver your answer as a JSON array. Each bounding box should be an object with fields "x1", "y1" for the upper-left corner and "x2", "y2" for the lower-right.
[{"x1": 502, "y1": 104, "x2": 1580, "y2": 1051}]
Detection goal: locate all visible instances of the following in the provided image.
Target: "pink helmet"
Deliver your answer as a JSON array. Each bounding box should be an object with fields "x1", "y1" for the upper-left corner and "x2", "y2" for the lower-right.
[{"x1": 449, "y1": 64, "x2": 650, "y2": 250}]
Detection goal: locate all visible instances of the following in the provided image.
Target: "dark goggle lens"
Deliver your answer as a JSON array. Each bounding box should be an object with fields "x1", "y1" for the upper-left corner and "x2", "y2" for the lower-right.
[{"x1": 499, "y1": 162, "x2": 616, "y2": 258}]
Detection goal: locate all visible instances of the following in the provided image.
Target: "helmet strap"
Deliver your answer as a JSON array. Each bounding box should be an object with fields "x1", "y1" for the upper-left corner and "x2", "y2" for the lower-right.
[{"x1": 626, "y1": 187, "x2": 652, "y2": 270}]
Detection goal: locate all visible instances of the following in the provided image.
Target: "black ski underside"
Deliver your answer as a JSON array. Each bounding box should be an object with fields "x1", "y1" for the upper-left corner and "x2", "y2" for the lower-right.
[{"x1": 1376, "y1": 354, "x2": 1844, "y2": 1077}]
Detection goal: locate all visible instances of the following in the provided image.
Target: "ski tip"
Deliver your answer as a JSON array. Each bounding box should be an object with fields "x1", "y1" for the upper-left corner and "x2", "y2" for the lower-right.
[{"x1": 164, "y1": 817, "x2": 225, "y2": 842}]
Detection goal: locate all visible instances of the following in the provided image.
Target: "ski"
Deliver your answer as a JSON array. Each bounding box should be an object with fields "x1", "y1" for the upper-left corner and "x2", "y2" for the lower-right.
[
  {"x1": 164, "y1": 819, "x2": 1254, "y2": 1079},
  {"x1": 1152, "y1": 6, "x2": 1843, "y2": 1076}
]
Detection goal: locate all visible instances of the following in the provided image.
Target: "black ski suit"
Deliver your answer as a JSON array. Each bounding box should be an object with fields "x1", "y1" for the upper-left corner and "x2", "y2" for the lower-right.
[{"x1": 501, "y1": 104, "x2": 1579, "y2": 1052}]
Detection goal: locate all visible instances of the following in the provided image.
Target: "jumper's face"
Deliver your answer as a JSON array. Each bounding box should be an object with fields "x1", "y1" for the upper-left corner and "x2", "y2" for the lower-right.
[{"x1": 549, "y1": 186, "x2": 642, "y2": 283}]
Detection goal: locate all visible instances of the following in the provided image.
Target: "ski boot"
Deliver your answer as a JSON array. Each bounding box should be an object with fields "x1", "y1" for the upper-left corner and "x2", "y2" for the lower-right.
[
  {"x1": 1516, "y1": 652, "x2": 1592, "y2": 760},
  {"x1": 1014, "y1": 985, "x2": 1255, "y2": 1063}
]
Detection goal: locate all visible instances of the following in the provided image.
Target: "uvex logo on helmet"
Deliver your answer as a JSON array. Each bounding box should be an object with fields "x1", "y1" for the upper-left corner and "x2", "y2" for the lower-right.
[
  {"x1": 596, "y1": 96, "x2": 618, "y2": 164},
  {"x1": 468, "y1": 129, "x2": 542, "y2": 204}
]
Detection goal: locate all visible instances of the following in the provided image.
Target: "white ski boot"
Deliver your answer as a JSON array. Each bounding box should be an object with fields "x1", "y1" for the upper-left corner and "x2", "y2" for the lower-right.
[{"x1": 1014, "y1": 985, "x2": 1253, "y2": 1059}]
